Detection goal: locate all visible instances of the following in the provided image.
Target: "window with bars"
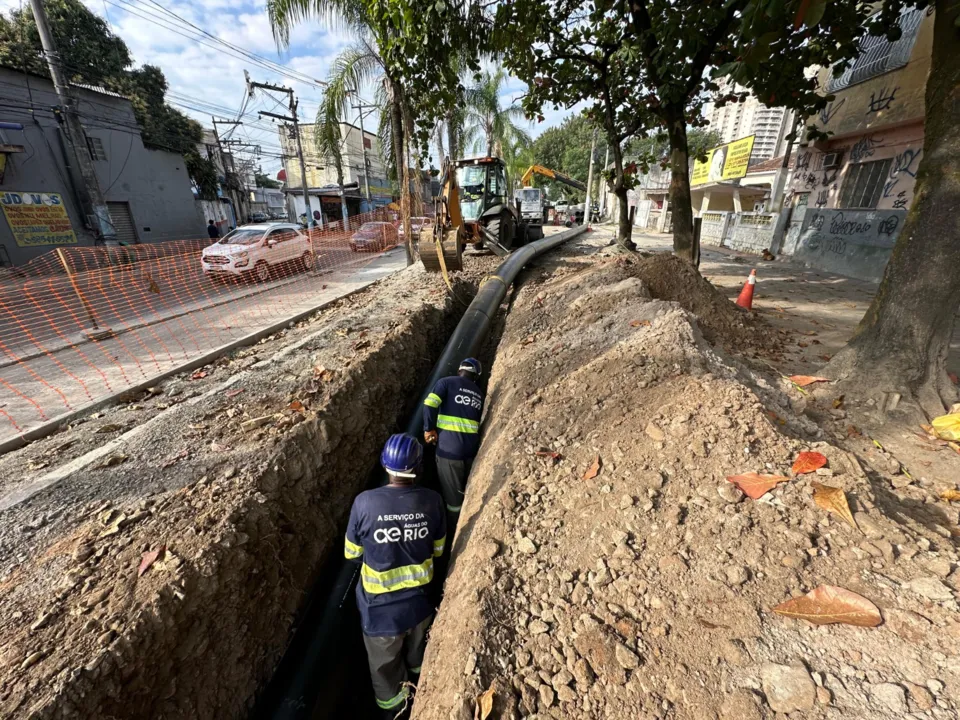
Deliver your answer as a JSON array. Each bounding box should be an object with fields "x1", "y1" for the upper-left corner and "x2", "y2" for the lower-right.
[
  {"x1": 827, "y1": 7, "x2": 925, "y2": 92},
  {"x1": 86, "y1": 135, "x2": 107, "y2": 162},
  {"x1": 838, "y1": 159, "x2": 892, "y2": 209}
]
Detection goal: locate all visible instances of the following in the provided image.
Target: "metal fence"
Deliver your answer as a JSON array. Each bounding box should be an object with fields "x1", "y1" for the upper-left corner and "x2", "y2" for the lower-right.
[{"x1": 0, "y1": 209, "x2": 401, "y2": 444}]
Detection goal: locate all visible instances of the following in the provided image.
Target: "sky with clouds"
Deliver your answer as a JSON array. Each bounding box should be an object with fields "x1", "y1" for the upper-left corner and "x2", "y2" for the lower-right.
[{"x1": 0, "y1": 0, "x2": 580, "y2": 178}]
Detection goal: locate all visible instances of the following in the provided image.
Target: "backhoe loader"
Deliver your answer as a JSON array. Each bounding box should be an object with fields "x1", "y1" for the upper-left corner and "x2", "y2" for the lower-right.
[{"x1": 421, "y1": 156, "x2": 532, "y2": 273}]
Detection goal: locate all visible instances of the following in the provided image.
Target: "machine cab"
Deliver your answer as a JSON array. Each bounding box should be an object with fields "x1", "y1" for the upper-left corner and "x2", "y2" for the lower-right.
[{"x1": 456, "y1": 158, "x2": 508, "y2": 222}]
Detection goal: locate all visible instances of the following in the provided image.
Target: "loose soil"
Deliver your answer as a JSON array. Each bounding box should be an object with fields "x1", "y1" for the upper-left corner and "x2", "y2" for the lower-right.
[
  {"x1": 0, "y1": 256, "x2": 496, "y2": 719},
  {"x1": 412, "y1": 235, "x2": 960, "y2": 720}
]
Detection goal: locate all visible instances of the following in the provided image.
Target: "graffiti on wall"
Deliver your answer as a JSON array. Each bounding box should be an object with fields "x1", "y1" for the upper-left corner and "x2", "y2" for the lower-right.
[
  {"x1": 893, "y1": 191, "x2": 908, "y2": 209},
  {"x1": 849, "y1": 135, "x2": 882, "y2": 163},
  {"x1": 882, "y1": 148, "x2": 922, "y2": 198},
  {"x1": 798, "y1": 208, "x2": 906, "y2": 260},
  {"x1": 818, "y1": 98, "x2": 845, "y2": 126},
  {"x1": 796, "y1": 151, "x2": 811, "y2": 171},
  {"x1": 866, "y1": 87, "x2": 898, "y2": 114}
]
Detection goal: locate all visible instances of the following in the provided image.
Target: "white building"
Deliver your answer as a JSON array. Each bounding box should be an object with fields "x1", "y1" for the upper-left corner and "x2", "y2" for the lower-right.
[
  {"x1": 278, "y1": 122, "x2": 390, "y2": 207},
  {"x1": 705, "y1": 80, "x2": 794, "y2": 162}
]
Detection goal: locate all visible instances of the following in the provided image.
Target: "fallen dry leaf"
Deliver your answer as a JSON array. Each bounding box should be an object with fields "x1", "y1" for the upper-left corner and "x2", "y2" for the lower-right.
[
  {"x1": 789, "y1": 375, "x2": 830, "y2": 387},
  {"x1": 940, "y1": 489, "x2": 960, "y2": 503},
  {"x1": 475, "y1": 686, "x2": 495, "y2": 720},
  {"x1": 812, "y1": 482, "x2": 858, "y2": 529},
  {"x1": 225, "y1": 388, "x2": 244, "y2": 398},
  {"x1": 847, "y1": 425, "x2": 862, "y2": 438},
  {"x1": 773, "y1": 585, "x2": 882, "y2": 627},
  {"x1": 147, "y1": 275, "x2": 160, "y2": 294},
  {"x1": 793, "y1": 451, "x2": 828, "y2": 475},
  {"x1": 209, "y1": 442, "x2": 231, "y2": 453},
  {"x1": 98, "y1": 453, "x2": 128, "y2": 469},
  {"x1": 832, "y1": 395, "x2": 845, "y2": 409},
  {"x1": 95, "y1": 423, "x2": 124, "y2": 434},
  {"x1": 629, "y1": 319, "x2": 652, "y2": 328},
  {"x1": 138, "y1": 546, "x2": 166, "y2": 577},
  {"x1": 288, "y1": 400, "x2": 306, "y2": 413},
  {"x1": 582, "y1": 455, "x2": 602, "y2": 480},
  {"x1": 190, "y1": 370, "x2": 208, "y2": 380},
  {"x1": 726, "y1": 472, "x2": 790, "y2": 499}
]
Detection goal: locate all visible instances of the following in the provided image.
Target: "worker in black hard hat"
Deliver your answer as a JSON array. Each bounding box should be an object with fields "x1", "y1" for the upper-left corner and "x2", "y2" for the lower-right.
[{"x1": 423, "y1": 358, "x2": 484, "y2": 526}]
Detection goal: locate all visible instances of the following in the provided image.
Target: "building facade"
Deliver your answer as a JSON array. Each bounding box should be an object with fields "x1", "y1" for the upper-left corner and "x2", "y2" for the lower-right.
[
  {"x1": 705, "y1": 79, "x2": 794, "y2": 162},
  {"x1": 278, "y1": 121, "x2": 391, "y2": 208},
  {"x1": 783, "y1": 4, "x2": 932, "y2": 281},
  {"x1": 0, "y1": 66, "x2": 204, "y2": 266}
]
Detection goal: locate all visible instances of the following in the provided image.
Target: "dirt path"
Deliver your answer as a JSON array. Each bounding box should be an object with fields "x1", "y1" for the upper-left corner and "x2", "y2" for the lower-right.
[{"x1": 412, "y1": 232, "x2": 960, "y2": 720}]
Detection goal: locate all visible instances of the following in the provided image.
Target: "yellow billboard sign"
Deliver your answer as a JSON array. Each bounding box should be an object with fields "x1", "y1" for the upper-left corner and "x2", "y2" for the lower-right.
[
  {"x1": 691, "y1": 135, "x2": 756, "y2": 187},
  {"x1": 1, "y1": 191, "x2": 78, "y2": 247}
]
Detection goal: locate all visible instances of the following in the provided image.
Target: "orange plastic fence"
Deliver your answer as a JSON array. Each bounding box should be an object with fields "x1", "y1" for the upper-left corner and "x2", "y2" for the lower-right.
[{"x1": 0, "y1": 210, "x2": 404, "y2": 443}]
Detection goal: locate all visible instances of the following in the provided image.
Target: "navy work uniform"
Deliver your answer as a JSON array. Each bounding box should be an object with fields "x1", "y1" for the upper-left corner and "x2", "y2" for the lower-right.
[
  {"x1": 423, "y1": 374, "x2": 484, "y2": 518},
  {"x1": 345, "y1": 485, "x2": 446, "y2": 713}
]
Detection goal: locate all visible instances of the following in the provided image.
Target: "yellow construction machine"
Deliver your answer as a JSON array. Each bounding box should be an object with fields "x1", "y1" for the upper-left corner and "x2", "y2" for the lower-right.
[{"x1": 421, "y1": 156, "x2": 531, "y2": 273}]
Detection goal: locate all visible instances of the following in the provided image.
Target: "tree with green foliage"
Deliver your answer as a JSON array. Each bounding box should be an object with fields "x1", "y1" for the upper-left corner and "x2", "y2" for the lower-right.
[
  {"x1": 463, "y1": 68, "x2": 532, "y2": 158},
  {"x1": 255, "y1": 172, "x2": 282, "y2": 189},
  {"x1": 529, "y1": 115, "x2": 597, "y2": 201},
  {"x1": 825, "y1": 0, "x2": 959, "y2": 418},
  {"x1": 495, "y1": 0, "x2": 877, "y2": 254},
  {"x1": 0, "y1": 0, "x2": 213, "y2": 196}
]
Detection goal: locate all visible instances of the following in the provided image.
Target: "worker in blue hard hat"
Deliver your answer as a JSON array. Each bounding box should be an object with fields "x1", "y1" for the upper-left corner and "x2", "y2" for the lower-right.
[
  {"x1": 344, "y1": 433, "x2": 446, "y2": 716},
  {"x1": 423, "y1": 357, "x2": 485, "y2": 525}
]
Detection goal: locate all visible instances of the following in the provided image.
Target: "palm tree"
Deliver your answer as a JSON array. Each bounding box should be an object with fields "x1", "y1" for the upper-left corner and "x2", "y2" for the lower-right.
[
  {"x1": 267, "y1": 0, "x2": 415, "y2": 263},
  {"x1": 463, "y1": 68, "x2": 532, "y2": 159}
]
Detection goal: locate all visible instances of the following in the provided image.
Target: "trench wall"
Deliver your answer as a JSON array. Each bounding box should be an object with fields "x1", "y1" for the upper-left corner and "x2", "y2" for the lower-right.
[{"x1": 17, "y1": 292, "x2": 458, "y2": 719}]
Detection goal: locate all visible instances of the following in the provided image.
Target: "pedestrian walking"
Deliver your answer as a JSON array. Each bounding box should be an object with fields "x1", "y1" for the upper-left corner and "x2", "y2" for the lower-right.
[
  {"x1": 423, "y1": 358, "x2": 484, "y2": 523},
  {"x1": 207, "y1": 219, "x2": 220, "y2": 239},
  {"x1": 345, "y1": 433, "x2": 446, "y2": 717}
]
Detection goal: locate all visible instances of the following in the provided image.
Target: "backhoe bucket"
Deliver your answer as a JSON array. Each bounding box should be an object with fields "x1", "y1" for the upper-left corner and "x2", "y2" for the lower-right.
[{"x1": 420, "y1": 225, "x2": 463, "y2": 273}]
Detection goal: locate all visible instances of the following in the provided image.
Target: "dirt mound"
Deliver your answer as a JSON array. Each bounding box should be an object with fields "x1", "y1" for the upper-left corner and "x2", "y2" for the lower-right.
[
  {"x1": 412, "y1": 253, "x2": 960, "y2": 720},
  {"x1": 630, "y1": 253, "x2": 769, "y2": 350}
]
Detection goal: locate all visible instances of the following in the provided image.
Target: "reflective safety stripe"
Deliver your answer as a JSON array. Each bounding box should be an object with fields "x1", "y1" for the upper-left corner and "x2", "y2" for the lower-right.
[
  {"x1": 446, "y1": 504, "x2": 462, "y2": 513},
  {"x1": 376, "y1": 686, "x2": 409, "y2": 710},
  {"x1": 409, "y1": 666, "x2": 422, "y2": 674},
  {"x1": 344, "y1": 536, "x2": 363, "y2": 559},
  {"x1": 423, "y1": 393, "x2": 442, "y2": 408},
  {"x1": 361, "y1": 558, "x2": 434, "y2": 595},
  {"x1": 433, "y1": 537, "x2": 446, "y2": 557},
  {"x1": 436, "y1": 414, "x2": 479, "y2": 434}
]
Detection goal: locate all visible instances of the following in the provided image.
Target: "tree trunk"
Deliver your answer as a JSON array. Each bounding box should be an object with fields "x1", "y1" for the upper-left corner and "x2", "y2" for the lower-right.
[
  {"x1": 665, "y1": 104, "x2": 696, "y2": 265},
  {"x1": 825, "y1": 0, "x2": 960, "y2": 417},
  {"x1": 386, "y1": 76, "x2": 414, "y2": 266},
  {"x1": 400, "y1": 93, "x2": 417, "y2": 263},
  {"x1": 446, "y1": 110, "x2": 458, "y2": 161},
  {"x1": 609, "y1": 137, "x2": 636, "y2": 250}
]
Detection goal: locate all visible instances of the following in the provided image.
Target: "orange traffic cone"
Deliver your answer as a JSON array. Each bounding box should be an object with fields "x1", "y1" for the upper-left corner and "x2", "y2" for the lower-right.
[{"x1": 735, "y1": 269, "x2": 757, "y2": 310}]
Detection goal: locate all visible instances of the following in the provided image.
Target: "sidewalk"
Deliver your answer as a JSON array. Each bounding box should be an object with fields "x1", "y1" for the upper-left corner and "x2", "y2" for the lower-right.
[
  {"x1": 626, "y1": 227, "x2": 960, "y2": 377},
  {"x1": 0, "y1": 249, "x2": 407, "y2": 445}
]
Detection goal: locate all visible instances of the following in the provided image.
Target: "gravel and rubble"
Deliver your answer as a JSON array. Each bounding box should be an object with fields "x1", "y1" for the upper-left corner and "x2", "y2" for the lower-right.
[
  {"x1": 412, "y1": 244, "x2": 960, "y2": 720},
  {"x1": 0, "y1": 256, "x2": 498, "y2": 719}
]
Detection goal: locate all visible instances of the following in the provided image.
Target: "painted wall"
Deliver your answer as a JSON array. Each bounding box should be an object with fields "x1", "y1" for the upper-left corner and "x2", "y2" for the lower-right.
[
  {"x1": 790, "y1": 121, "x2": 923, "y2": 212},
  {"x1": 0, "y1": 68, "x2": 204, "y2": 266},
  {"x1": 792, "y1": 207, "x2": 905, "y2": 282}
]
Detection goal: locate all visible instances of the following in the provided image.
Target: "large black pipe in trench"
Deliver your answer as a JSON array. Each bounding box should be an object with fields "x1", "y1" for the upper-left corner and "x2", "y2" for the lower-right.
[{"x1": 253, "y1": 224, "x2": 588, "y2": 720}]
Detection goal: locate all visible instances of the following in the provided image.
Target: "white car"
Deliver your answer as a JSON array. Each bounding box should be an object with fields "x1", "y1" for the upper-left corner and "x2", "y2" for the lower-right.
[{"x1": 201, "y1": 223, "x2": 314, "y2": 281}]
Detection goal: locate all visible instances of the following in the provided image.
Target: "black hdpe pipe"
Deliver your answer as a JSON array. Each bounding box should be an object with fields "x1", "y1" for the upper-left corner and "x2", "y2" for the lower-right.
[{"x1": 253, "y1": 224, "x2": 588, "y2": 720}]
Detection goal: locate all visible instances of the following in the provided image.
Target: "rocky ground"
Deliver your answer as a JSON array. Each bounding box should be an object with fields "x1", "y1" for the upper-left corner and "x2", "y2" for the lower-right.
[
  {"x1": 412, "y1": 231, "x2": 960, "y2": 720},
  {"x1": 0, "y1": 255, "x2": 498, "y2": 719}
]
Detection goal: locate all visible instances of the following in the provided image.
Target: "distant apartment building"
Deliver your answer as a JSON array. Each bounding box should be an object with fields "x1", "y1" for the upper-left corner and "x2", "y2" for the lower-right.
[
  {"x1": 705, "y1": 80, "x2": 794, "y2": 162},
  {"x1": 783, "y1": 4, "x2": 931, "y2": 281}
]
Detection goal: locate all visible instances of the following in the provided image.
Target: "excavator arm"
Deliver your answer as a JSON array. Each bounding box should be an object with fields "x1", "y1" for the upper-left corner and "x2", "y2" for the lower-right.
[
  {"x1": 420, "y1": 159, "x2": 464, "y2": 272},
  {"x1": 520, "y1": 165, "x2": 586, "y2": 192}
]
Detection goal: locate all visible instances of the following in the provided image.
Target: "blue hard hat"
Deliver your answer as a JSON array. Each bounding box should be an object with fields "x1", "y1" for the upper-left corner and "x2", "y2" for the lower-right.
[
  {"x1": 381, "y1": 433, "x2": 423, "y2": 477},
  {"x1": 458, "y1": 357, "x2": 482, "y2": 375}
]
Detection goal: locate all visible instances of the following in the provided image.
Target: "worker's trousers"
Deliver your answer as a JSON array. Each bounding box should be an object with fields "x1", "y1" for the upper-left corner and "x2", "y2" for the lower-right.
[
  {"x1": 436, "y1": 456, "x2": 473, "y2": 518},
  {"x1": 363, "y1": 614, "x2": 432, "y2": 715}
]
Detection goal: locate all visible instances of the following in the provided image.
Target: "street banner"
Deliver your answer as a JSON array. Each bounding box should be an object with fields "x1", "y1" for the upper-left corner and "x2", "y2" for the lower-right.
[
  {"x1": 691, "y1": 135, "x2": 756, "y2": 187},
  {"x1": 1, "y1": 191, "x2": 78, "y2": 246}
]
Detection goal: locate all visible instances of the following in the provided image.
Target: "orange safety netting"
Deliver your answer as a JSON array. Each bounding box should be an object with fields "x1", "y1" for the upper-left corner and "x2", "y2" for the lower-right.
[{"x1": 0, "y1": 210, "x2": 409, "y2": 443}]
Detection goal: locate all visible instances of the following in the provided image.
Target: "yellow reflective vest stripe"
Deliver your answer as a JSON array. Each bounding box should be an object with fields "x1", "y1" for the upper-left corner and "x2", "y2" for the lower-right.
[
  {"x1": 433, "y1": 536, "x2": 445, "y2": 557},
  {"x1": 344, "y1": 536, "x2": 363, "y2": 559},
  {"x1": 423, "y1": 392, "x2": 443, "y2": 408},
  {"x1": 436, "y1": 414, "x2": 479, "y2": 433},
  {"x1": 361, "y1": 557, "x2": 434, "y2": 595}
]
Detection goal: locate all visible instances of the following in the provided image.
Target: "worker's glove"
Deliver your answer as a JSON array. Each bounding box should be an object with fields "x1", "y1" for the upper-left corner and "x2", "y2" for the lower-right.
[{"x1": 424, "y1": 430, "x2": 438, "y2": 445}]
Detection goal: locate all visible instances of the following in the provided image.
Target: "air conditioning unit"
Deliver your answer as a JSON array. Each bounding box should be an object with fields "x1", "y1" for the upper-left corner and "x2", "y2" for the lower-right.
[{"x1": 822, "y1": 152, "x2": 843, "y2": 169}]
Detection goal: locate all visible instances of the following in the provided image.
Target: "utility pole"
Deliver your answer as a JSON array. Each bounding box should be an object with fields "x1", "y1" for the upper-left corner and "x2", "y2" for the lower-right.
[
  {"x1": 212, "y1": 118, "x2": 246, "y2": 226},
  {"x1": 584, "y1": 127, "x2": 598, "y2": 227},
  {"x1": 600, "y1": 145, "x2": 610, "y2": 221},
  {"x1": 248, "y1": 76, "x2": 319, "y2": 230},
  {"x1": 29, "y1": 0, "x2": 115, "y2": 240},
  {"x1": 350, "y1": 92, "x2": 376, "y2": 204}
]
